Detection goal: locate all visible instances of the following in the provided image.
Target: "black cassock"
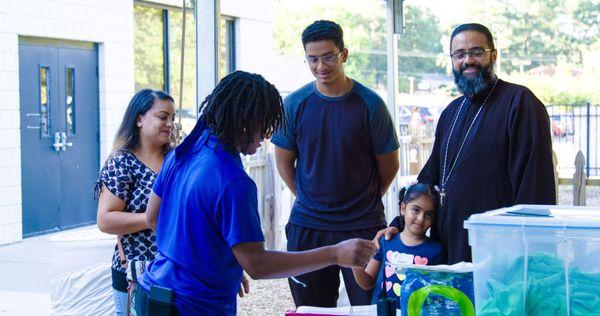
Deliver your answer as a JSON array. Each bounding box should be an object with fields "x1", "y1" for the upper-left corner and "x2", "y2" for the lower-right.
[{"x1": 392, "y1": 79, "x2": 556, "y2": 264}]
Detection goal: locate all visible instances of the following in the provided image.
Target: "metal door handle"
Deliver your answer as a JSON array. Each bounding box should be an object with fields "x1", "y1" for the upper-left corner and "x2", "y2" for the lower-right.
[
  {"x1": 60, "y1": 132, "x2": 73, "y2": 151},
  {"x1": 53, "y1": 132, "x2": 63, "y2": 152}
]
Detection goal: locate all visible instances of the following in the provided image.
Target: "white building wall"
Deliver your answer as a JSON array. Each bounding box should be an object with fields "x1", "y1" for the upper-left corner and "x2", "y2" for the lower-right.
[
  {"x1": 0, "y1": 0, "x2": 135, "y2": 245},
  {"x1": 0, "y1": 28, "x2": 22, "y2": 245},
  {"x1": 222, "y1": 0, "x2": 274, "y2": 77}
]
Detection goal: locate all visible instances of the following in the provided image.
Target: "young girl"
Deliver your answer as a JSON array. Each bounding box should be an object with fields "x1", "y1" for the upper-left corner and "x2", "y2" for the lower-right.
[{"x1": 352, "y1": 183, "x2": 444, "y2": 306}]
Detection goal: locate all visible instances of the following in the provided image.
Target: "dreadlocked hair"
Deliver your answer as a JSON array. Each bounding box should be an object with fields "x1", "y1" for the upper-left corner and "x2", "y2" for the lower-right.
[{"x1": 175, "y1": 71, "x2": 284, "y2": 159}]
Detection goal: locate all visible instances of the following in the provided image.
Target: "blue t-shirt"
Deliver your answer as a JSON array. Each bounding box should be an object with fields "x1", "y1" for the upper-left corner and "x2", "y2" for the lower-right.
[
  {"x1": 140, "y1": 128, "x2": 264, "y2": 315},
  {"x1": 271, "y1": 81, "x2": 399, "y2": 231},
  {"x1": 371, "y1": 236, "x2": 444, "y2": 305}
]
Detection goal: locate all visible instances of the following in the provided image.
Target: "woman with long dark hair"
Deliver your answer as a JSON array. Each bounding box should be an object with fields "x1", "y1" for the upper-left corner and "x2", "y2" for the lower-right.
[
  {"x1": 133, "y1": 71, "x2": 377, "y2": 315},
  {"x1": 94, "y1": 89, "x2": 175, "y2": 316}
]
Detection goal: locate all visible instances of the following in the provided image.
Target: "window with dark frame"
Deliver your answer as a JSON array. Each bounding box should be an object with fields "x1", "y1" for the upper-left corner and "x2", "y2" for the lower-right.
[
  {"x1": 39, "y1": 66, "x2": 50, "y2": 137},
  {"x1": 219, "y1": 16, "x2": 237, "y2": 80},
  {"x1": 66, "y1": 67, "x2": 75, "y2": 135},
  {"x1": 134, "y1": 2, "x2": 236, "y2": 135}
]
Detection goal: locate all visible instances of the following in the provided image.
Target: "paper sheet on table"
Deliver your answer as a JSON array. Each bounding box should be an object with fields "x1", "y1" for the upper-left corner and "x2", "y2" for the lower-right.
[
  {"x1": 388, "y1": 260, "x2": 473, "y2": 273},
  {"x1": 290, "y1": 304, "x2": 400, "y2": 315}
]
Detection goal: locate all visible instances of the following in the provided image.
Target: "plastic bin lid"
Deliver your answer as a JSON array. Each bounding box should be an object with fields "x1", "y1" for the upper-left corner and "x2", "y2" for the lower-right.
[{"x1": 464, "y1": 204, "x2": 600, "y2": 229}]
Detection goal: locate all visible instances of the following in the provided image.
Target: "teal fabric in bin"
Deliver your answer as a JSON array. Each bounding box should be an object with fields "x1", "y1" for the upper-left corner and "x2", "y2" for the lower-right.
[{"x1": 480, "y1": 252, "x2": 600, "y2": 315}]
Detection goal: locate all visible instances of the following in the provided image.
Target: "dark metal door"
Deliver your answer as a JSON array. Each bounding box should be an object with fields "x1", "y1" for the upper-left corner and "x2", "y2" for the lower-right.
[
  {"x1": 57, "y1": 46, "x2": 100, "y2": 229},
  {"x1": 19, "y1": 39, "x2": 99, "y2": 236},
  {"x1": 19, "y1": 43, "x2": 61, "y2": 235}
]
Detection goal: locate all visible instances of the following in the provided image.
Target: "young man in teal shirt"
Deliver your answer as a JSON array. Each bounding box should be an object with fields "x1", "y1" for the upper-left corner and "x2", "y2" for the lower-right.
[{"x1": 271, "y1": 20, "x2": 400, "y2": 307}]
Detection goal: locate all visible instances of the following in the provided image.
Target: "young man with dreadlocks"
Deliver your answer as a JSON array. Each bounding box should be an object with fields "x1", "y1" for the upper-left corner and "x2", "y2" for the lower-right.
[
  {"x1": 132, "y1": 71, "x2": 377, "y2": 315},
  {"x1": 271, "y1": 20, "x2": 400, "y2": 307}
]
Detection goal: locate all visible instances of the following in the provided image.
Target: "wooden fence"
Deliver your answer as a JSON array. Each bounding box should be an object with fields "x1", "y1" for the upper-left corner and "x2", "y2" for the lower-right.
[
  {"x1": 242, "y1": 123, "x2": 437, "y2": 250},
  {"x1": 242, "y1": 128, "x2": 597, "y2": 250},
  {"x1": 242, "y1": 143, "x2": 290, "y2": 250}
]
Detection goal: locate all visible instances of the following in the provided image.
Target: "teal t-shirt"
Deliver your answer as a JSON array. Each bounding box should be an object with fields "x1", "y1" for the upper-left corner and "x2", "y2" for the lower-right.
[{"x1": 271, "y1": 81, "x2": 399, "y2": 231}]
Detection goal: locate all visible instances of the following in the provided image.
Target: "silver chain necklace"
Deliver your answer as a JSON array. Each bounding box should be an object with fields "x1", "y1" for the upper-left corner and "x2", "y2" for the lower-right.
[{"x1": 440, "y1": 79, "x2": 498, "y2": 206}]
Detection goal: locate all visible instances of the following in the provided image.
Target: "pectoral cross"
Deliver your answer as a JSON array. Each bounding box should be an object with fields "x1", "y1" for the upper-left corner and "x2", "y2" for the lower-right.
[{"x1": 440, "y1": 189, "x2": 446, "y2": 207}]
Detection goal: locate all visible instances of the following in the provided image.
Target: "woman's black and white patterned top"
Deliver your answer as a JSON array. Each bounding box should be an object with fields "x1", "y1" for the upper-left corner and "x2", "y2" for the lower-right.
[{"x1": 93, "y1": 150, "x2": 158, "y2": 273}]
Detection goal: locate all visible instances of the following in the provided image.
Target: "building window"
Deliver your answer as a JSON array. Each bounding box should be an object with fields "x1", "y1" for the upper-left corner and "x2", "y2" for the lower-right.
[
  {"x1": 134, "y1": 5, "x2": 165, "y2": 91},
  {"x1": 168, "y1": 6, "x2": 197, "y2": 115},
  {"x1": 134, "y1": 3, "x2": 237, "y2": 135},
  {"x1": 134, "y1": 2, "x2": 197, "y2": 134},
  {"x1": 219, "y1": 16, "x2": 236, "y2": 80}
]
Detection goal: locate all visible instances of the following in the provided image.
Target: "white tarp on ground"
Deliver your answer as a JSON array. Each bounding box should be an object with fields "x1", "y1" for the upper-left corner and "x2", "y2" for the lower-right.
[
  {"x1": 50, "y1": 262, "x2": 114, "y2": 316},
  {"x1": 48, "y1": 227, "x2": 115, "y2": 316}
]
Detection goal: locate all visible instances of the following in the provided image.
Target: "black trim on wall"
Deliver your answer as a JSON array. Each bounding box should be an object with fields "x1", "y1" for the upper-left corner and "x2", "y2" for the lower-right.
[
  {"x1": 163, "y1": 9, "x2": 170, "y2": 93},
  {"x1": 227, "y1": 19, "x2": 236, "y2": 73}
]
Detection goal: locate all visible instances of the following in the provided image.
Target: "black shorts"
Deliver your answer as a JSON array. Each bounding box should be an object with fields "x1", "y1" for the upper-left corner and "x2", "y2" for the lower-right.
[{"x1": 285, "y1": 222, "x2": 384, "y2": 307}]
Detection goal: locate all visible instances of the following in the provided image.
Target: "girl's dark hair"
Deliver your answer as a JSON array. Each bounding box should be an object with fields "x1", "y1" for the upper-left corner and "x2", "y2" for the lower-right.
[
  {"x1": 113, "y1": 89, "x2": 174, "y2": 155},
  {"x1": 175, "y1": 71, "x2": 284, "y2": 158},
  {"x1": 396, "y1": 183, "x2": 439, "y2": 231},
  {"x1": 302, "y1": 20, "x2": 345, "y2": 51}
]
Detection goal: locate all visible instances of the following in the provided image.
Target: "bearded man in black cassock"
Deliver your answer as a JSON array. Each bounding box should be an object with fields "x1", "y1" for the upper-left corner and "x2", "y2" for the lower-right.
[{"x1": 380, "y1": 23, "x2": 556, "y2": 264}]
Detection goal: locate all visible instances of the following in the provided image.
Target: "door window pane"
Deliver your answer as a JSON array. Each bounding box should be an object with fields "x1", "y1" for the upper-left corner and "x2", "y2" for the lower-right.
[
  {"x1": 66, "y1": 68, "x2": 75, "y2": 135},
  {"x1": 39, "y1": 66, "x2": 50, "y2": 137},
  {"x1": 134, "y1": 5, "x2": 165, "y2": 91}
]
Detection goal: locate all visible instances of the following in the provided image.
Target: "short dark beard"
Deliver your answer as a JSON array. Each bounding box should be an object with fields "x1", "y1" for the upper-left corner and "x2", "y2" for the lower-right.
[{"x1": 453, "y1": 62, "x2": 495, "y2": 96}]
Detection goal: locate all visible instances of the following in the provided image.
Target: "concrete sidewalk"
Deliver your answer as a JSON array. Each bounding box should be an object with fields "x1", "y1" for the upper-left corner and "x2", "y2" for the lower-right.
[{"x1": 0, "y1": 225, "x2": 114, "y2": 316}]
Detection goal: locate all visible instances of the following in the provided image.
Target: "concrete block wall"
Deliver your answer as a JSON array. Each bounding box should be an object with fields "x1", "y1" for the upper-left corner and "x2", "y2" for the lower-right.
[
  {"x1": 0, "y1": 0, "x2": 135, "y2": 245},
  {"x1": 0, "y1": 22, "x2": 23, "y2": 245}
]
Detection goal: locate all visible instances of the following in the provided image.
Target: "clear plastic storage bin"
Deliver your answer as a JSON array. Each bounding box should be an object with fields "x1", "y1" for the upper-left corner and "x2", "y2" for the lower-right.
[{"x1": 464, "y1": 205, "x2": 600, "y2": 316}]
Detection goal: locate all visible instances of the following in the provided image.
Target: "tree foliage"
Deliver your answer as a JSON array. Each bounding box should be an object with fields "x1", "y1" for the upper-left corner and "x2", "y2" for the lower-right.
[
  {"x1": 134, "y1": 5, "x2": 165, "y2": 91},
  {"x1": 273, "y1": 0, "x2": 599, "y2": 102},
  {"x1": 466, "y1": 0, "x2": 600, "y2": 72},
  {"x1": 273, "y1": 0, "x2": 444, "y2": 90}
]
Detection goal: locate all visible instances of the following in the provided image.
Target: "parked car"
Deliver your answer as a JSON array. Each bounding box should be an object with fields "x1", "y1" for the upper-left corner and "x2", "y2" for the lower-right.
[
  {"x1": 549, "y1": 115, "x2": 573, "y2": 138},
  {"x1": 398, "y1": 107, "x2": 412, "y2": 125},
  {"x1": 551, "y1": 119, "x2": 567, "y2": 137},
  {"x1": 419, "y1": 106, "x2": 437, "y2": 123},
  {"x1": 398, "y1": 105, "x2": 438, "y2": 125}
]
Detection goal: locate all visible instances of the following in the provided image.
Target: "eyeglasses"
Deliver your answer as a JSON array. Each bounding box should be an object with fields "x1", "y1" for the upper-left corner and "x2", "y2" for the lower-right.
[
  {"x1": 305, "y1": 52, "x2": 343, "y2": 65},
  {"x1": 450, "y1": 48, "x2": 495, "y2": 61}
]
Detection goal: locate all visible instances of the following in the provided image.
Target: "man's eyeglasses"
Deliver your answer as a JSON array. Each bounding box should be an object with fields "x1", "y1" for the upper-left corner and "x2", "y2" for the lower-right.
[
  {"x1": 305, "y1": 52, "x2": 343, "y2": 65},
  {"x1": 450, "y1": 48, "x2": 495, "y2": 61}
]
